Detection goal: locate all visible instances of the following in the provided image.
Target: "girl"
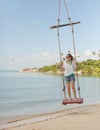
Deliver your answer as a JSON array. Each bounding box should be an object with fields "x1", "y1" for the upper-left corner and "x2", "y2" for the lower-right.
[{"x1": 62, "y1": 54, "x2": 77, "y2": 101}]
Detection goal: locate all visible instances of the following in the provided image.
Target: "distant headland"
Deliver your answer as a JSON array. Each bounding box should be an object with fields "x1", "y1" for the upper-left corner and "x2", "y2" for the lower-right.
[
  {"x1": 19, "y1": 59, "x2": 100, "y2": 75},
  {"x1": 19, "y1": 68, "x2": 39, "y2": 73}
]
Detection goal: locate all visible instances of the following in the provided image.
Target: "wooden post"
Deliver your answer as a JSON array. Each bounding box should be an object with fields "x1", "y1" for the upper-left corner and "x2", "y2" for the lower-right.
[{"x1": 50, "y1": 21, "x2": 80, "y2": 29}]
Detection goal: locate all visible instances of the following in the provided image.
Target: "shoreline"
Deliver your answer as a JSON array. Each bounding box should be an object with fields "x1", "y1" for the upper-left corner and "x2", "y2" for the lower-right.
[
  {"x1": 0, "y1": 103, "x2": 100, "y2": 130},
  {"x1": 19, "y1": 69, "x2": 100, "y2": 77}
]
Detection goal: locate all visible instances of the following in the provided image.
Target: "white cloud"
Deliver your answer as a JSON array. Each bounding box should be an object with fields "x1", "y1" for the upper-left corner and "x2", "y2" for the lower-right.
[
  {"x1": 0, "y1": 52, "x2": 59, "y2": 70},
  {"x1": 76, "y1": 50, "x2": 99, "y2": 61},
  {"x1": 41, "y1": 51, "x2": 49, "y2": 57},
  {"x1": 84, "y1": 50, "x2": 93, "y2": 56},
  {"x1": 1, "y1": 50, "x2": 99, "y2": 70},
  {"x1": 33, "y1": 20, "x2": 42, "y2": 25}
]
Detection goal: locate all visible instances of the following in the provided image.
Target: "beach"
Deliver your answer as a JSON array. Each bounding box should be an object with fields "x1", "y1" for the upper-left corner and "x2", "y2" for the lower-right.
[
  {"x1": 0, "y1": 71, "x2": 100, "y2": 130},
  {"x1": 0, "y1": 103, "x2": 100, "y2": 130}
]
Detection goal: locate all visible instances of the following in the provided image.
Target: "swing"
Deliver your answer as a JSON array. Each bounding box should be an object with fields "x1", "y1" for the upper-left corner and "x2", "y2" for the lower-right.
[
  {"x1": 50, "y1": 0, "x2": 84, "y2": 105},
  {"x1": 62, "y1": 98, "x2": 83, "y2": 105}
]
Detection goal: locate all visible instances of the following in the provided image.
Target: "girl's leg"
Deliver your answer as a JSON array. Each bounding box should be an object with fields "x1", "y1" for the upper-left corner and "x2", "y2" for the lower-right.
[
  {"x1": 66, "y1": 82, "x2": 71, "y2": 100},
  {"x1": 71, "y1": 82, "x2": 76, "y2": 99}
]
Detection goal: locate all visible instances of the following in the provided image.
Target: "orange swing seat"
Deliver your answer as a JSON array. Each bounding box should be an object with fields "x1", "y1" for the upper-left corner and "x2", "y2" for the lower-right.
[{"x1": 62, "y1": 98, "x2": 84, "y2": 105}]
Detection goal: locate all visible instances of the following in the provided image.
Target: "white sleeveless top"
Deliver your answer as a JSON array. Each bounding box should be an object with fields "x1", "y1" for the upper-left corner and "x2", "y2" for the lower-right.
[{"x1": 63, "y1": 60, "x2": 76, "y2": 76}]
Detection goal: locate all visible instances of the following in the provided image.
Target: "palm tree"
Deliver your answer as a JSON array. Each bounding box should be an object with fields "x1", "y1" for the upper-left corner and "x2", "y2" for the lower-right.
[
  {"x1": 98, "y1": 50, "x2": 100, "y2": 59},
  {"x1": 92, "y1": 51, "x2": 96, "y2": 59}
]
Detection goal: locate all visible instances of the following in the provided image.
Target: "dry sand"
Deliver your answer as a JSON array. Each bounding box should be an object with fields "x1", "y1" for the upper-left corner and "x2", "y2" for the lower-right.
[{"x1": 1, "y1": 104, "x2": 100, "y2": 130}]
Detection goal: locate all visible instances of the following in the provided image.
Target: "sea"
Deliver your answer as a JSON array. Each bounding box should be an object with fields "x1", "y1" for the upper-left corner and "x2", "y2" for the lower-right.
[{"x1": 0, "y1": 70, "x2": 100, "y2": 125}]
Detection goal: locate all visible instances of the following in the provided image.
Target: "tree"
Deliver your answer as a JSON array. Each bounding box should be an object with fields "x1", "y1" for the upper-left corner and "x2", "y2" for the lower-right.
[
  {"x1": 98, "y1": 50, "x2": 100, "y2": 59},
  {"x1": 92, "y1": 51, "x2": 96, "y2": 59}
]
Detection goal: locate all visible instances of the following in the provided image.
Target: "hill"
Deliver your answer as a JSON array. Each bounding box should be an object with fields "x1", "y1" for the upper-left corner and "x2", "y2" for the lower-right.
[{"x1": 39, "y1": 59, "x2": 100, "y2": 75}]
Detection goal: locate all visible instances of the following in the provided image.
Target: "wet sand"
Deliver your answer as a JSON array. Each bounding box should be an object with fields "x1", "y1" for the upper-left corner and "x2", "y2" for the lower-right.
[{"x1": 0, "y1": 104, "x2": 100, "y2": 130}]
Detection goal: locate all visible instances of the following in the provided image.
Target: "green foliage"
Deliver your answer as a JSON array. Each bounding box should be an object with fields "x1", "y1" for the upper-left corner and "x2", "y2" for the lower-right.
[
  {"x1": 39, "y1": 64, "x2": 60, "y2": 73},
  {"x1": 78, "y1": 59, "x2": 100, "y2": 74},
  {"x1": 39, "y1": 59, "x2": 100, "y2": 75}
]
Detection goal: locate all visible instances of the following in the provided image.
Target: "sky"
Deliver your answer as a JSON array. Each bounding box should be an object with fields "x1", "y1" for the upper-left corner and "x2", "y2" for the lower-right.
[{"x1": 0, "y1": 0, "x2": 100, "y2": 70}]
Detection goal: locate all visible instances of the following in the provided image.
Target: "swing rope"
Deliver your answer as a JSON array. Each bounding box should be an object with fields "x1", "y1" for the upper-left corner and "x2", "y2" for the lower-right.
[
  {"x1": 57, "y1": 0, "x2": 66, "y2": 99},
  {"x1": 57, "y1": 0, "x2": 81, "y2": 99},
  {"x1": 57, "y1": 0, "x2": 62, "y2": 63},
  {"x1": 64, "y1": 0, "x2": 81, "y2": 98}
]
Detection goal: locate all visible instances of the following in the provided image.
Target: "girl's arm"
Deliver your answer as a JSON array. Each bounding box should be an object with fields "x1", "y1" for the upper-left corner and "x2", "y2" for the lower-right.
[{"x1": 72, "y1": 59, "x2": 77, "y2": 69}]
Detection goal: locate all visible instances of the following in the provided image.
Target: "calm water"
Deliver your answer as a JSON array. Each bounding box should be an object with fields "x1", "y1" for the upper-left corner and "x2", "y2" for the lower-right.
[{"x1": 0, "y1": 71, "x2": 100, "y2": 124}]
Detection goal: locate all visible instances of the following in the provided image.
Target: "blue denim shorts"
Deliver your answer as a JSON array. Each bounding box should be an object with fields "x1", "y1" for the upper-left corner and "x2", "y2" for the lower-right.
[{"x1": 64, "y1": 73, "x2": 75, "y2": 83}]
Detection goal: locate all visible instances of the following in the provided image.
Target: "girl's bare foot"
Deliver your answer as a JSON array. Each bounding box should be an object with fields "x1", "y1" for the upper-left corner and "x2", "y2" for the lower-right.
[
  {"x1": 74, "y1": 98, "x2": 77, "y2": 101},
  {"x1": 68, "y1": 98, "x2": 72, "y2": 101}
]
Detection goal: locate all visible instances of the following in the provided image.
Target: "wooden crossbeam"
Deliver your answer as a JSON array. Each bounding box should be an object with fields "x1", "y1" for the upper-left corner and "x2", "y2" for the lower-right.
[{"x1": 50, "y1": 21, "x2": 80, "y2": 29}]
